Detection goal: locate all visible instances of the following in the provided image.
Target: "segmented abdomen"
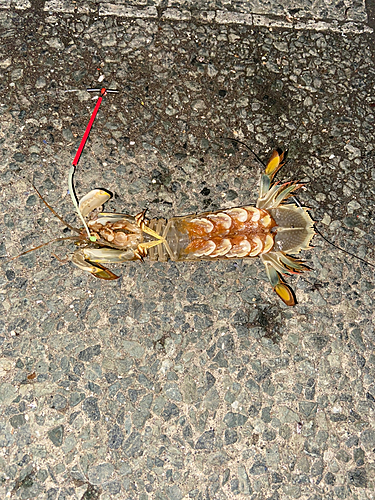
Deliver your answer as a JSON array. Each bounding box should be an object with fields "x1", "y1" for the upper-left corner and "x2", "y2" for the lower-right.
[{"x1": 149, "y1": 206, "x2": 276, "y2": 261}]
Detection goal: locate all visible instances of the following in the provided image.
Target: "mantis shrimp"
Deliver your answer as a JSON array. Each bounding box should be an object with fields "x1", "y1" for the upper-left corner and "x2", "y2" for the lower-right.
[
  {"x1": 68, "y1": 148, "x2": 315, "y2": 306},
  {"x1": 11, "y1": 89, "x2": 315, "y2": 306}
]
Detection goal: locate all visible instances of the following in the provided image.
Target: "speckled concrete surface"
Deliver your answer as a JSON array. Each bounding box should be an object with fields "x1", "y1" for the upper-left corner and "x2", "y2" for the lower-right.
[{"x1": 1, "y1": 2, "x2": 375, "y2": 499}]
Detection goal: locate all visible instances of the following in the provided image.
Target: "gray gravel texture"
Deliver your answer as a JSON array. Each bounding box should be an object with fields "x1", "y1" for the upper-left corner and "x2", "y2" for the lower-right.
[{"x1": 1, "y1": 2, "x2": 375, "y2": 499}]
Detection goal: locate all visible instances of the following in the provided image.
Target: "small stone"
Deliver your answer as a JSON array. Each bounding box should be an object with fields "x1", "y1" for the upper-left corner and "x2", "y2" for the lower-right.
[
  {"x1": 165, "y1": 105, "x2": 178, "y2": 116},
  {"x1": 249, "y1": 461, "x2": 267, "y2": 475},
  {"x1": 350, "y1": 329, "x2": 365, "y2": 350},
  {"x1": 279, "y1": 425, "x2": 292, "y2": 440},
  {"x1": 206, "y1": 371, "x2": 216, "y2": 390},
  {"x1": 238, "y1": 465, "x2": 251, "y2": 495},
  {"x1": 165, "y1": 484, "x2": 183, "y2": 500},
  {"x1": 360, "y1": 428, "x2": 375, "y2": 450},
  {"x1": 139, "y1": 394, "x2": 153, "y2": 410},
  {"x1": 231, "y1": 478, "x2": 239, "y2": 494},
  {"x1": 195, "y1": 429, "x2": 215, "y2": 450},
  {"x1": 78, "y1": 344, "x2": 101, "y2": 361},
  {"x1": 0, "y1": 382, "x2": 18, "y2": 405},
  {"x1": 87, "y1": 463, "x2": 115, "y2": 486},
  {"x1": 343, "y1": 216, "x2": 361, "y2": 228},
  {"x1": 330, "y1": 413, "x2": 347, "y2": 422},
  {"x1": 245, "y1": 378, "x2": 260, "y2": 395},
  {"x1": 325, "y1": 472, "x2": 336, "y2": 485},
  {"x1": 271, "y1": 472, "x2": 283, "y2": 484},
  {"x1": 311, "y1": 459, "x2": 324, "y2": 477},
  {"x1": 26, "y1": 194, "x2": 37, "y2": 206},
  {"x1": 347, "y1": 199, "x2": 361, "y2": 214},
  {"x1": 108, "y1": 424, "x2": 124, "y2": 449},
  {"x1": 62, "y1": 434, "x2": 77, "y2": 454},
  {"x1": 184, "y1": 304, "x2": 211, "y2": 314},
  {"x1": 353, "y1": 448, "x2": 365, "y2": 462},
  {"x1": 183, "y1": 424, "x2": 193, "y2": 440},
  {"x1": 49, "y1": 394, "x2": 67, "y2": 411},
  {"x1": 305, "y1": 378, "x2": 316, "y2": 400},
  {"x1": 163, "y1": 382, "x2": 183, "y2": 402},
  {"x1": 70, "y1": 465, "x2": 86, "y2": 482},
  {"x1": 11, "y1": 68, "x2": 23, "y2": 80},
  {"x1": 152, "y1": 395, "x2": 166, "y2": 416},
  {"x1": 261, "y1": 407, "x2": 271, "y2": 423},
  {"x1": 82, "y1": 397, "x2": 100, "y2": 421},
  {"x1": 191, "y1": 99, "x2": 206, "y2": 111},
  {"x1": 121, "y1": 340, "x2": 144, "y2": 359},
  {"x1": 320, "y1": 213, "x2": 331, "y2": 225},
  {"x1": 344, "y1": 143, "x2": 361, "y2": 159},
  {"x1": 207, "y1": 64, "x2": 218, "y2": 77},
  {"x1": 219, "y1": 334, "x2": 235, "y2": 352},
  {"x1": 348, "y1": 468, "x2": 367, "y2": 487},
  {"x1": 336, "y1": 449, "x2": 350, "y2": 463},
  {"x1": 181, "y1": 374, "x2": 197, "y2": 403},
  {"x1": 9, "y1": 413, "x2": 26, "y2": 429},
  {"x1": 224, "y1": 429, "x2": 238, "y2": 445},
  {"x1": 282, "y1": 485, "x2": 301, "y2": 498},
  {"x1": 13, "y1": 152, "x2": 25, "y2": 163},
  {"x1": 132, "y1": 409, "x2": 151, "y2": 429},
  {"x1": 222, "y1": 468, "x2": 230, "y2": 485},
  {"x1": 299, "y1": 402, "x2": 318, "y2": 418},
  {"x1": 46, "y1": 37, "x2": 64, "y2": 50},
  {"x1": 62, "y1": 129, "x2": 74, "y2": 141},
  {"x1": 203, "y1": 387, "x2": 220, "y2": 411},
  {"x1": 0, "y1": 57, "x2": 11, "y2": 68},
  {"x1": 69, "y1": 392, "x2": 85, "y2": 407},
  {"x1": 138, "y1": 373, "x2": 153, "y2": 390},
  {"x1": 223, "y1": 412, "x2": 248, "y2": 428},
  {"x1": 48, "y1": 425, "x2": 64, "y2": 447},
  {"x1": 102, "y1": 33, "x2": 117, "y2": 47},
  {"x1": 104, "y1": 481, "x2": 121, "y2": 495},
  {"x1": 162, "y1": 402, "x2": 180, "y2": 421},
  {"x1": 277, "y1": 406, "x2": 299, "y2": 424},
  {"x1": 128, "y1": 389, "x2": 141, "y2": 402},
  {"x1": 105, "y1": 372, "x2": 117, "y2": 384},
  {"x1": 35, "y1": 76, "x2": 46, "y2": 88},
  {"x1": 263, "y1": 429, "x2": 276, "y2": 441},
  {"x1": 0, "y1": 242, "x2": 6, "y2": 258},
  {"x1": 248, "y1": 404, "x2": 260, "y2": 417},
  {"x1": 123, "y1": 431, "x2": 143, "y2": 458}
]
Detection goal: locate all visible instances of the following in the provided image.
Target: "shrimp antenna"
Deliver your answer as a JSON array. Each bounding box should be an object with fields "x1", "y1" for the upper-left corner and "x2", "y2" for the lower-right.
[
  {"x1": 223, "y1": 137, "x2": 375, "y2": 270},
  {"x1": 313, "y1": 224, "x2": 375, "y2": 269},
  {"x1": 290, "y1": 186, "x2": 375, "y2": 270},
  {"x1": 32, "y1": 183, "x2": 80, "y2": 234},
  {"x1": 8, "y1": 236, "x2": 80, "y2": 262},
  {"x1": 7, "y1": 185, "x2": 82, "y2": 262},
  {"x1": 221, "y1": 137, "x2": 267, "y2": 168}
]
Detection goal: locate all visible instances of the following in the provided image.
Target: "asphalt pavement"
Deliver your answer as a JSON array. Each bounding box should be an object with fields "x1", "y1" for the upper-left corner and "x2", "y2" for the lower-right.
[{"x1": 0, "y1": 1, "x2": 375, "y2": 499}]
